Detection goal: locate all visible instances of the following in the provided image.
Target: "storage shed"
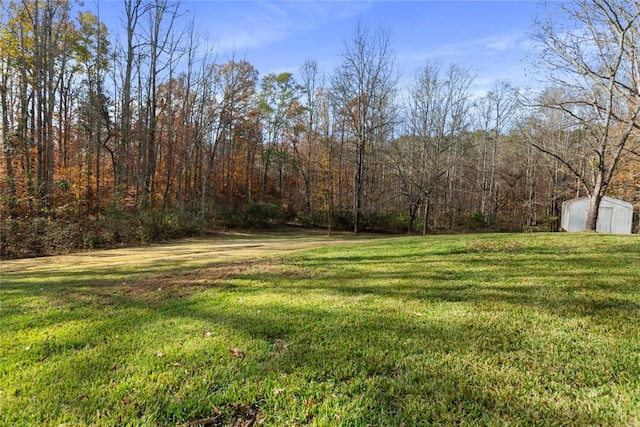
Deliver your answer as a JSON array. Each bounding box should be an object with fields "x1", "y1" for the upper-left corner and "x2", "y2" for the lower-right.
[{"x1": 561, "y1": 196, "x2": 633, "y2": 234}]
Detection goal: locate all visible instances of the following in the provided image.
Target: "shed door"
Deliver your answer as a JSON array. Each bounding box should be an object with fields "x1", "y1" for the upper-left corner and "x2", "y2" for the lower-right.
[{"x1": 597, "y1": 206, "x2": 613, "y2": 233}]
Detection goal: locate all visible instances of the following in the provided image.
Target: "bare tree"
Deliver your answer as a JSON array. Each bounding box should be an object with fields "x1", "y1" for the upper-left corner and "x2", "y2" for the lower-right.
[
  {"x1": 116, "y1": 0, "x2": 142, "y2": 205},
  {"x1": 140, "y1": 0, "x2": 181, "y2": 208},
  {"x1": 296, "y1": 59, "x2": 321, "y2": 218},
  {"x1": 390, "y1": 63, "x2": 474, "y2": 234},
  {"x1": 532, "y1": 87, "x2": 604, "y2": 222},
  {"x1": 533, "y1": 0, "x2": 640, "y2": 230},
  {"x1": 331, "y1": 23, "x2": 398, "y2": 233},
  {"x1": 476, "y1": 81, "x2": 518, "y2": 223}
]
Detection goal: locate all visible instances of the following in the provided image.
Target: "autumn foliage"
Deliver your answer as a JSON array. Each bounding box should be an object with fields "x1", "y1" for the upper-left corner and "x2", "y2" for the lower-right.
[{"x1": 1, "y1": 0, "x2": 639, "y2": 259}]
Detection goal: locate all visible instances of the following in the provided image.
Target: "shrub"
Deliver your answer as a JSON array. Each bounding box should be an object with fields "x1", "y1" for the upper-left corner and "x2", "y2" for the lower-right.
[
  {"x1": 330, "y1": 210, "x2": 354, "y2": 231},
  {"x1": 217, "y1": 203, "x2": 291, "y2": 229},
  {"x1": 136, "y1": 208, "x2": 204, "y2": 242},
  {"x1": 364, "y1": 211, "x2": 408, "y2": 233}
]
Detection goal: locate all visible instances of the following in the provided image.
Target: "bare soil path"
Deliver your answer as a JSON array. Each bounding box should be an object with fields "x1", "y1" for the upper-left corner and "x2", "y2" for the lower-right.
[{"x1": 1, "y1": 231, "x2": 364, "y2": 276}]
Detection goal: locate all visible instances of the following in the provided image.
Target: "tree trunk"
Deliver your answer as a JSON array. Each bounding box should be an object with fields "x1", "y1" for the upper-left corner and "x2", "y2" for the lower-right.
[
  {"x1": 0, "y1": 73, "x2": 17, "y2": 217},
  {"x1": 423, "y1": 199, "x2": 430, "y2": 235},
  {"x1": 118, "y1": 0, "x2": 140, "y2": 205},
  {"x1": 353, "y1": 140, "x2": 364, "y2": 233},
  {"x1": 585, "y1": 176, "x2": 605, "y2": 231}
]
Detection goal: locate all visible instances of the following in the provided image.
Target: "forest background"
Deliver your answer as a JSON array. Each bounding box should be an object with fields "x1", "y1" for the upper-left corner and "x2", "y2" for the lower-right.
[{"x1": 1, "y1": 0, "x2": 639, "y2": 259}]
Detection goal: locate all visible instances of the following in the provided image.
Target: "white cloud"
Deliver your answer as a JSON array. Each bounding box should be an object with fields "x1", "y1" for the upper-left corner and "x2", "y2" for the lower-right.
[
  {"x1": 201, "y1": 0, "x2": 372, "y2": 55},
  {"x1": 404, "y1": 31, "x2": 528, "y2": 64},
  {"x1": 214, "y1": 20, "x2": 286, "y2": 53},
  {"x1": 486, "y1": 37, "x2": 516, "y2": 52},
  {"x1": 397, "y1": 30, "x2": 537, "y2": 98}
]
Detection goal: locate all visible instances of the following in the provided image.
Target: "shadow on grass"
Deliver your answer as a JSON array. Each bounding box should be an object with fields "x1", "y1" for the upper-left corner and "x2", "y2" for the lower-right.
[
  {"x1": 229, "y1": 251, "x2": 640, "y2": 325},
  {"x1": 7, "y1": 289, "x2": 632, "y2": 426},
  {"x1": 4, "y1": 234, "x2": 640, "y2": 425}
]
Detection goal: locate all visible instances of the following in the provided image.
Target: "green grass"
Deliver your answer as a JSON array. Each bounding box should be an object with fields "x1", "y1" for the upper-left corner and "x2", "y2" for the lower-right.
[{"x1": 2, "y1": 232, "x2": 640, "y2": 425}]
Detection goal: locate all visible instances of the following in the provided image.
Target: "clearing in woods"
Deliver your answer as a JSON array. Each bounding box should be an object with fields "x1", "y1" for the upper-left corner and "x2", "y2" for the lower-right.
[
  {"x1": 1, "y1": 231, "x2": 363, "y2": 275},
  {"x1": 3, "y1": 232, "x2": 640, "y2": 426}
]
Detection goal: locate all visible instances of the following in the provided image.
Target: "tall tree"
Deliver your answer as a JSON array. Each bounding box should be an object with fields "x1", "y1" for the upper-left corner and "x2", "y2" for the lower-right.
[
  {"x1": 116, "y1": 0, "x2": 142, "y2": 205},
  {"x1": 331, "y1": 23, "x2": 398, "y2": 233},
  {"x1": 391, "y1": 63, "x2": 474, "y2": 234},
  {"x1": 139, "y1": 0, "x2": 181, "y2": 208},
  {"x1": 200, "y1": 59, "x2": 258, "y2": 216},
  {"x1": 0, "y1": 0, "x2": 78, "y2": 212},
  {"x1": 296, "y1": 59, "x2": 321, "y2": 217},
  {"x1": 521, "y1": 87, "x2": 593, "y2": 225},
  {"x1": 75, "y1": 10, "x2": 111, "y2": 213},
  {"x1": 0, "y1": 3, "x2": 17, "y2": 216},
  {"x1": 6, "y1": 0, "x2": 36, "y2": 213},
  {"x1": 258, "y1": 72, "x2": 301, "y2": 201},
  {"x1": 534, "y1": 0, "x2": 640, "y2": 230},
  {"x1": 476, "y1": 81, "x2": 518, "y2": 222},
  {"x1": 214, "y1": 60, "x2": 258, "y2": 207},
  {"x1": 29, "y1": 0, "x2": 74, "y2": 210}
]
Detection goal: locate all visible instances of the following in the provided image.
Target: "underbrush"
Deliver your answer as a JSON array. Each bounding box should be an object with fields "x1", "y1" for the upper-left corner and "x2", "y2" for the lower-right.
[{"x1": 0, "y1": 207, "x2": 208, "y2": 259}]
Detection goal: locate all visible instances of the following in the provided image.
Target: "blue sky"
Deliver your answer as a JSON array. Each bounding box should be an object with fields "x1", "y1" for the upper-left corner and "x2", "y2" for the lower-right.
[{"x1": 96, "y1": 0, "x2": 545, "y2": 96}]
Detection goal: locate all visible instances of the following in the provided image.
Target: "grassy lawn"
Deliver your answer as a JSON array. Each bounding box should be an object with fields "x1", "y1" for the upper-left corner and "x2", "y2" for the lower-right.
[{"x1": 2, "y1": 232, "x2": 640, "y2": 426}]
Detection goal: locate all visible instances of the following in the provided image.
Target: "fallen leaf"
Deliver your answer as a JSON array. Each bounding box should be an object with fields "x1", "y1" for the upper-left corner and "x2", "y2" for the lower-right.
[
  {"x1": 274, "y1": 338, "x2": 288, "y2": 349},
  {"x1": 182, "y1": 416, "x2": 220, "y2": 426},
  {"x1": 157, "y1": 352, "x2": 164, "y2": 358},
  {"x1": 203, "y1": 331, "x2": 212, "y2": 338},
  {"x1": 229, "y1": 348, "x2": 245, "y2": 359}
]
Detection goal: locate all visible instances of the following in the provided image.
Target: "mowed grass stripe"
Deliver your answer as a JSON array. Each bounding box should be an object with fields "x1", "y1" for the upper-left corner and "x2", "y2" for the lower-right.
[{"x1": 1, "y1": 232, "x2": 640, "y2": 425}]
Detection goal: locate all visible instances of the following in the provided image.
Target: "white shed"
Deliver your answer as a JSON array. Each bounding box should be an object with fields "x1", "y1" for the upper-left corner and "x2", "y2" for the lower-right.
[{"x1": 561, "y1": 196, "x2": 633, "y2": 234}]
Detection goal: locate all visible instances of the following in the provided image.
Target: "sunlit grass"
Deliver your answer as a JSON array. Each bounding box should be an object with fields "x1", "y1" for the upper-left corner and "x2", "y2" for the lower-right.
[{"x1": 2, "y1": 232, "x2": 640, "y2": 425}]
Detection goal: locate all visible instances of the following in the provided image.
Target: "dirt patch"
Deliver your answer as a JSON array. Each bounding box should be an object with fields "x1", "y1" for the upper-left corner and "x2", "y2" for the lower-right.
[
  {"x1": 1, "y1": 232, "x2": 358, "y2": 275},
  {"x1": 72, "y1": 260, "x2": 259, "y2": 304},
  {"x1": 182, "y1": 403, "x2": 264, "y2": 426},
  {"x1": 145, "y1": 261, "x2": 308, "y2": 299},
  {"x1": 4, "y1": 233, "x2": 360, "y2": 307},
  {"x1": 67, "y1": 259, "x2": 311, "y2": 304},
  {"x1": 134, "y1": 261, "x2": 258, "y2": 299}
]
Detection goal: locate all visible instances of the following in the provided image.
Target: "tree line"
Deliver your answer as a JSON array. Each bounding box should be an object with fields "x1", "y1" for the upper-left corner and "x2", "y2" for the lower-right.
[{"x1": 1, "y1": 0, "x2": 639, "y2": 259}]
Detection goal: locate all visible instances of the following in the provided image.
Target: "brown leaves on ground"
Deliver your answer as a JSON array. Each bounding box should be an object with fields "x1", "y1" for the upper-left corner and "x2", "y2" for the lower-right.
[
  {"x1": 229, "y1": 347, "x2": 245, "y2": 359},
  {"x1": 115, "y1": 261, "x2": 255, "y2": 302},
  {"x1": 45, "y1": 255, "x2": 310, "y2": 311},
  {"x1": 68, "y1": 259, "x2": 310, "y2": 305},
  {"x1": 182, "y1": 403, "x2": 263, "y2": 427},
  {"x1": 466, "y1": 239, "x2": 525, "y2": 253}
]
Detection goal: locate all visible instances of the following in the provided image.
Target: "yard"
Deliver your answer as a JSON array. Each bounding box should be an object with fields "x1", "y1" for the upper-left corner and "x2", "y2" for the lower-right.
[{"x1": 2, "y1": 232, "x2": 640, "y2": 425}]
